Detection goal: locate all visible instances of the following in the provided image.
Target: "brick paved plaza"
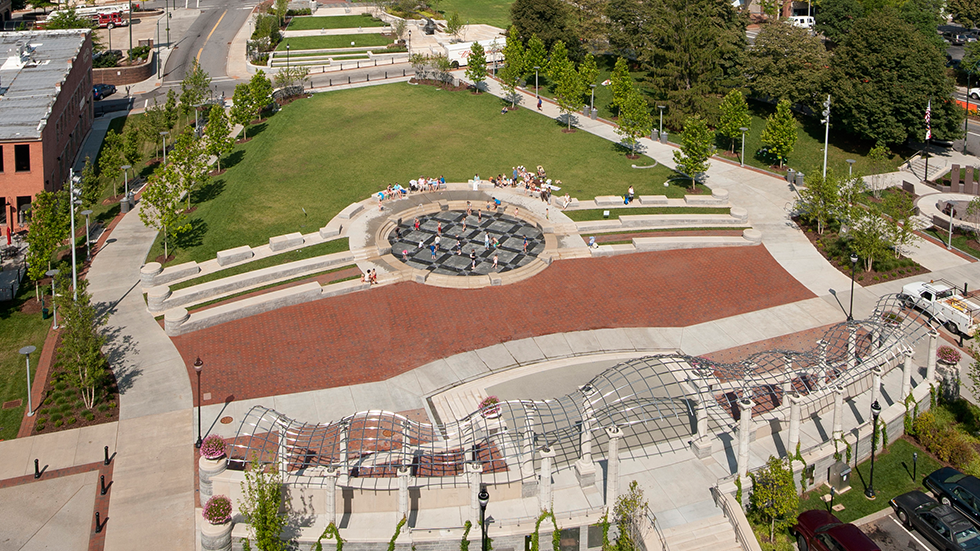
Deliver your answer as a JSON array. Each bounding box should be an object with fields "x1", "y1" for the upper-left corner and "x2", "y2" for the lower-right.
[{"x1": 171, "y1": 246, "x2": 814, "y2": 405}]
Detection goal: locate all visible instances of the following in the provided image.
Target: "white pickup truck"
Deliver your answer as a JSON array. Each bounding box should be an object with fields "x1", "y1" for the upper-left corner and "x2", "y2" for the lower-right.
[{"x1": 900, "y1": 280, "x2": 980, "y2": 336}]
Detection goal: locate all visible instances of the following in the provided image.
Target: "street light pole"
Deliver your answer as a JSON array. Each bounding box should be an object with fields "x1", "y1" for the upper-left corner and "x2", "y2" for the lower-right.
[
  {"x1": 846, "y1": 158, "x2": 855, "y2": 178},
  {"x1": 478, "y1": 486, "x2": 489, "y2": 551},
  {"x1": 590, "y1": 84, "x2": 596, "y2": 114},
  {"x1": 657, "y1": 105, "x2": 665, "y2": 138},
  {"x1": 160, "y1": 131, "x2": 169, "y2": 165},
  {"x1": 69, "y1": 174, "x2": 81, "y2": 300},
  {"x1": 739, "y1": 126, "x2": 748, "y2": 167},
  {"x1": 287, "y1": 44, "x2": 290, "y2": 71},
  {"x1": 533, "y1": 66, "x2": 539, "y2": 101},
  {"x1": 821, "y1": 95, "x2": 831, "y2": 179},
  {"x1": 848, "y1": 253, "x2": 857, "y2": 320},
  {"x1": 865, "y1": 400, "x2": 882, "y2": 498},
  {"x1": 129, "y1": 0, "x2": 133, "y2": 52},
  {"x1": 194, "y1": 357, "x2": 203, "y2": 448},
  {"x1": 19, "y1": 346, "x2": 36, "y2": 417},
  {"x1": 81, "y1": 210, "x2": 93, "y2": 261},
  {"x1": 121, "y1": 164, "x2": 131, "y2": 198},
  {"x1": 46, "y1": 269, "x2": 59, "y2": 330}
]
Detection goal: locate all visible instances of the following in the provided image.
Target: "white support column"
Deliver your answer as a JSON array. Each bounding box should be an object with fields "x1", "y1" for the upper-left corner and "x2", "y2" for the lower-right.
[
  {"x1": 605, "y1": 426, "x2": 623, "y2": 511},
  {"x1": 278, "y1": 429, "x2": 288, "y2": 477},
  {"x1": 902, "y1": 348, "x2": 914, "y2": 399},
  {"x1": 466, "y1": 462, "x2": 483, "y2": 525},
  {"x1": 576, "y1": 389, "x2": 597, "y2": 486},
  {"x1": 737, "y1": 399, "x2": 754, "y2": 478},
  {"x1": 927, "y1": 329, "x2": 939, "y2": 382},
  {"x1": 398, "y1": 466, "x2": 411, "y2": 519},
  {"x1": 539, "y1": 446, "x2": 556, "y2": 511},
  {"x1": 832, "y1": 386, "x2": 844, "y2": 441},
  {"x1": 324, "y1": 466, "x2": 339, "y2": 527},
  {"x1": 848, "y1": 326, "x2": 857, "y2": 370},
  {"x1": 691, "y1": 379, "x2": 713, "y2": 458},
  {"x1": 522, "y1": 403, "x2": 538, "y2": 497},
  {"x1": 787, "y1": 394, "x2": 802, "y2": 457},
  {"x1": 871, "y1": 366, "x2": 883, "y2": 406},
  {"x1": 338, "y1": 421, "x2": 348, "y2": 465}
]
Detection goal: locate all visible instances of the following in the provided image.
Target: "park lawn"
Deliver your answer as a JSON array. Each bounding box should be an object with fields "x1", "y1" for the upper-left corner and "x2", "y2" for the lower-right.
[
  {"x1": 277, "y1": 34, "x2": 393, "y2": 51},
  {"x1": 144, "y1": 83, "x2": 682, "y2": 265},
  {"x1": 797, "y1": 438, "x2": 940, "y2": 523},
  {"x1": 0, "y1": 283, "x2": 52, "y2": 441},
  {"x1": 565, "y1": 207, "x2": 730, "y2": 222},
  {"x1": 436, "y1": 0, "x2": 513, "y2": 29},
  {"x1": 286, "y1": 14, "x2": 385, "y2": 30},
  {"x1": 924, "y1": 228, "x2": 980, "y2": 259}
]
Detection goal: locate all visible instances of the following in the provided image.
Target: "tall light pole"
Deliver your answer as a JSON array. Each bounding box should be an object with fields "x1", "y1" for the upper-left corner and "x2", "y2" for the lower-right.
[
  {"x1": 160, "y1": 131, "x2": 169, "y2": 165},
  {"x1": 846, "y1": 158, "x2": 855, "y2": 177},
  {"x1": 533, "y1": 66, "x2": 540, "y2": 101},
  {"x1": 121, "y1": 164, "x2": 131, "y2": 198},
  {"x1": 966, "y1": 61, "x2": 979, "y2": 154},
  {"x1": 739, "y1": 126, "x2": 748, "y2": 167},
  {"x1": 69, "y1": 173, "x2": 81, "y2": 300},
  {"x1": 478, "y1": 486, "x2": 489, "y2": 551},
  {"x1": 657, "y1": 105, "x2": 666, "y2": 137},
  {"x1": 194, "y1": 357, "x2": 204, "y2": 448},
  {"x1": 821, "y1": 95, "x2": 831, "y2": 179},
  {"x1": 46, "y1": 269, "x2": 59, "y2": 330},
  {"x1": 286, "y1": 43, "x2": 290, "y2": 71},
  {"x1": 81, "y1": 209, "x2": 93, "y2": 261},
  {"x1": 128, "y1": 0, "x2": 133, "y2": 52},
  {"x1": 165, "y1": 0, "x2": 170, "y2": 45},
  {"x1": 156, "y1": 17, "x2": 162, "y2": 78},
  {"x1": 865, "y1": 400, "x2": 882, "y2": 499},
  {"x1": 590, "y1": 84, "x2": 596, "y2": 115},
  {"x1": 19, "y1": 346, "x2": 36, "y2": 417},
  {"x1": 848, "y1": 253, "x2": 857, "y2": 320}
]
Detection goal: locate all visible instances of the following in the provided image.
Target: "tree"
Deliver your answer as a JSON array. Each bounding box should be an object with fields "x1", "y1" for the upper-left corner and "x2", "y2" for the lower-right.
[
  {"x1": 44, "y1": 7, "x2": 95, "y2": 29},
  {"x1": 273, "y1": 0, "x2": 289, "y2": 27},
  {"x1": 409, "y1": 52, "x2": 430, "y2": 80},
  {"x1": 500, "y1": 37, "x2": 525, "y2": 108},
  {"x1": 139, "y1": 164, "x2": 190, "y2": 259},
  {"x1": 673, "y1": 116, "x2": 715, "y2": 188},
  {"x1": 122, "y1": 125, "x2": 143, "y2": 169},
  {"x1": 545, "y1": 40, "x2": 569, "y2": 83},
  {"x1": 718, "y1": 89, "x2": 750, "y2": 153},
  {"x1": 760, "y1": 99, "x2": 797, "y2": 167},
  {"x1": 606, "y1": 0, "x2": 647, "y2": 61},
  {"x1": 615, "y1": 87, "x2": 652, "y2": 156},
  {"x1": 748, "y1": 456, "x2": 798, "y2": 543},
  {"x1": 848, "y1": 204, "x2": 891, "y2": 272},
  {"x1": 169, "y1": 128, "x2": 210, "y2": 211},
  {"x1": 814, "y1": 0, "x2": 865, "y2": 44},
  {"x1": 552, "y1": 57, "x2": 584, "y2": 130},
  {"x1": 578, "y1": 52, "x2": 598, "y2": 104},
  {"x1": 465, "y1": 42, "x2": 488, "y2": 92},
  {"x1": 830, "y1": 12, "x2": 962, "y2": 146},
  {"x1": 796, "y1": 170, "x2": 844, "y2": 235},
  {"x1": 140, "y1": 99, "x2": 169, "y2": 159},
  {"x1": 885, "y1": 189, "x2": 921, "y2": 258},
  {"x1": 54, "y1": 275, "x2": 108, "y2": 410},
  {"x1": 98, "y1": 131, "x2": 125, "y2": 196},
  {"x1": 446, "y1": 11, "x2": 463, "y2": 42},
  {"x1": 231, "y1": 83, "x2": 256, "y2": 140},
  {"x1": 867, "y1": 143, "x2": 889, "y2": 198},
  {"x1": 250, "y1": 70, "x2": 274, "y2": 117},
  {"x1": 510, "y1": 0, "x2": 577, "y2": 53},
  {"x1": 613, "y1": 481, "x2": 647, "y2": 551},
  {"x1": 744, "y1": 23, "x2": 830, "y2": 109},
  {"x1": 431, "y1": 54, "x2": 452, "y2": 86},
  {"x1": 524, "y1": 34, "x2": 548, "y2": 83},
  {"x1": 949, "y1": 0, "x2": 980, "y2": 28},
  {"x1": 239, "y1": 456, "x2": 289, "y2": 551},
  {"x1": 164, "y1": 89, "x2": 179, "y2": 132},
  {"x1": 573, "y1": 0, "x2": 608, "y2": 53},
  {"x1": 79, "y1": 156, "x2": 100, "y2": 208},
  {"x1": 898, "y1": 0, "x2": 945, "y2": 51},
  {"x1": 273, "y1": 65, "x2": 310, "y2": 92},
  {"x1": 179, "y1": 59, "x2": 212, "y2": 124},
  {"x1": 204, "y1": 105, "x2": 234, "y2": 172},
  {"x1": 25, "y1": 190, "x2": 69, "y2": 298},
  {"x1": 609, "y1": 57, "x2": 631, "y2": 118}
]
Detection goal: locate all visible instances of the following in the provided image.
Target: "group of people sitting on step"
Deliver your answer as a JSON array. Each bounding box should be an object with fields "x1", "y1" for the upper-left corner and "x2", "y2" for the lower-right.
[{"x1": 487, "y1": 165, "x2": 562, "y2": 205}]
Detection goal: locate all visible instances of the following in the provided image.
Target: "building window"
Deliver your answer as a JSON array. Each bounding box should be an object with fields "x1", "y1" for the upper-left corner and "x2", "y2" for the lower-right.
[
  {"x1": 14, "y1": 144, "x2": 30, "y2": 172},
  {"x1": 0, "y1": 145, "x2": 4, "y2": 172}
]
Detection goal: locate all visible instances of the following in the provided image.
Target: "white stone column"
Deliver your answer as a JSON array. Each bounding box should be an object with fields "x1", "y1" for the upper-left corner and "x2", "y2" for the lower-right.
[
  {"x1": 397, "y1": 466, "x2": 411, "y2": 519},
  {"x1": 278, "y1": 429, "x2": 288, "y2": 477},
  {"x1": 466, "y1": 462, "x2": 483, "y2": 525},
  {"x1": 848, "y1": 326, "x2": 857, "y2": 370},
  {"x1": 604, "y1": 426, "x2": 623, "y2": 510},
  {"x1": 338, "y1": 421, "x2": 348, "y2": 465},
  {"x1": 576, "y1": 390, "x2": 597, "y2": 487},
  {"x1": 902, "y1": 348, "x2": 914, "y2": 399},
  {"x1": 324, "y1": 466, "x2": 339, "y2": 527},
  {"x1": 871, "y1": 366, "x2": 882, "y2": 406},
  {"x1": 787, "y1": 394, "x2": 802, "y2": 458},
  {"x1": 539, "y1": 446, "x2": 556, "y2": 511},
  {"x1": 737, "y1": 399, "x2": 754, "y2": 478},
  {"x1": 522, "y1": 403, "x2": 538, "y2": 497},
  {"x1": 927, "y1": 329, "x2": 939, "y2": 382},
  {"x1": 832, "y1": 386, "x2": 844, "y2": 441}
]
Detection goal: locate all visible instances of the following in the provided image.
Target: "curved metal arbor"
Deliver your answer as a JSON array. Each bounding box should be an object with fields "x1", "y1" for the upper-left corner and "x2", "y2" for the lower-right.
[{"x1": 229, "y1": 294, "x2": 932, "y2": 489}]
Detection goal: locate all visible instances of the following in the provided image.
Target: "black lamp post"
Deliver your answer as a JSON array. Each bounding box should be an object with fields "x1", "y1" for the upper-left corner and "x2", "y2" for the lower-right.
[
  {"x1": 848, "y1": 253, "x2": 858, "y2": 320},
  {"x1": 194, "y1": 357, "x2": 203, "y2": 448},
  {"x1": 478, "y1": 485, "x2": 489, "y2": 551},
  {"x1": 865, "y1": 399, "x2": 881, "y2": 498}
]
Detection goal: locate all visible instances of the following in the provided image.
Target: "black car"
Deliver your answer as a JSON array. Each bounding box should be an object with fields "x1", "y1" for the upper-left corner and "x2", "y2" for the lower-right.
[
  {"x1": 891, "y1": 491, "x2": 980, "y2": 551},
  {"x1": 924, "y1": 467, "x2": 980, "y2": 526},
  {"x1": 93, "y1": 83, "x2": 116, "y2": 101}
]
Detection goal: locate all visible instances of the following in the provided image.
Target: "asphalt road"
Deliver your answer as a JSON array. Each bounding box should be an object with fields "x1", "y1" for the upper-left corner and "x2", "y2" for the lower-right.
[{"x1": 864, "y1": 513, "x2": 941, "y2": 551}]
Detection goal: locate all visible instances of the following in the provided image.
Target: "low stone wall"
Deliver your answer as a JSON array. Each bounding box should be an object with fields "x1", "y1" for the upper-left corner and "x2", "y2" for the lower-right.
[{"x1": 93, "y1": 51, "x2": 154, "y2": 86}]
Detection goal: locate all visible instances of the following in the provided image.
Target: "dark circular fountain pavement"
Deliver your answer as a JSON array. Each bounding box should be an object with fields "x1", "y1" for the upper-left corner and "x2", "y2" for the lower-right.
[{"x1": 388, "y1": 210, "x2": 546, "y2": 275}]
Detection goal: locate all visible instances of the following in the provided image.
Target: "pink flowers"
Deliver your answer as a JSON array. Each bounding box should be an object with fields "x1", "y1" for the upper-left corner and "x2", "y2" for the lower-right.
[
  {"x1": 937, "y1": 345, "x2": 961, "y2": 365},
  {"x1": 200, "y1": 434, "x2": 227, "y2": 460},
  {"x1": 202, "y1": 495, "x2": 232, "y2": 525}
]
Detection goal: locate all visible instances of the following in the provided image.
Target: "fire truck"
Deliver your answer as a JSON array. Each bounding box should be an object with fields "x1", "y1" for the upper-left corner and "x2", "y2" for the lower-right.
[{"x1": 40, "y1": 5, "x2": 132, "y2": 29}]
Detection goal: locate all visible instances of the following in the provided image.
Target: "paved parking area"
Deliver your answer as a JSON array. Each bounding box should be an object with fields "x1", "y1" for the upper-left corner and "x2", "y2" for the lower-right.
[{"x1": 864, "y1": 513, "x2": 940, "y2": 551}]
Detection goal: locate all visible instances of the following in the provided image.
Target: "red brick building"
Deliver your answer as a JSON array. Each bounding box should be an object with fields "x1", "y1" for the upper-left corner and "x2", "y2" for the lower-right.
[{"x1": 0, "y1": 29, "x2": 93, "y2": 232}]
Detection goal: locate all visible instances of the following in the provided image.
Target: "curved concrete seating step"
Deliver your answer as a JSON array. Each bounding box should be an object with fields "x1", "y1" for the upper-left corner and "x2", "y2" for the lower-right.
[{"x1": 590, "y1": 229, "x2": 762, "y2": 256}]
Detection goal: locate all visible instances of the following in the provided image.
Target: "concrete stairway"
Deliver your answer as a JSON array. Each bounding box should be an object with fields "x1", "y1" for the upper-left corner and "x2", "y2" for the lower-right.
[
  {"x1": 431, "y1": 387, "x2": 489, "y2": 425},
  {"x1": 658, "y1": 514, "x2": 742, "y2": 551},
  {"x1": 904, "y1": 155, "x2": 950, "y2": 182}
]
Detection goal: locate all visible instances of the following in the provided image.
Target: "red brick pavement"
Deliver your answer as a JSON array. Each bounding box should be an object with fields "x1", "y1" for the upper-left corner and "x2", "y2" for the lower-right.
[{"x1": 171, "y1": 247, "x2": 815, "y2": 405}]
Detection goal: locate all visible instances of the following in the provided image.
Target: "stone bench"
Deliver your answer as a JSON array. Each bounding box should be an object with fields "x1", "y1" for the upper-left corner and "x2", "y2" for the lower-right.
[
  {"x1": 684, "y1": 189, "x2": 728, "y2": 206},
  {"x1": 337, "y1": 202, "x2": 363, "y2": 220},
  {"x1": 269, "y1": 232, "x2": 305, "y2": 252},
  {"x1": 594, "y1": 195, "x2": 624, "y2": 207},
  {"x1": 638, "y1": 195, "x2": 668, "y2": 205},
  {"x1": 319, "y1": 220, "x2": 344, "y2": 238},
  {"x1": 140, "y1": 261, "x2": 203, "y2": 287},
  {"x1": 216, "y1": 245, "x2": 253, "y2": 267}
]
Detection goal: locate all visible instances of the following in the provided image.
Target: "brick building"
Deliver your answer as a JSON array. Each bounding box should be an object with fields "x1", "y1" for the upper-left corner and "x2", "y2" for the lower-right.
[{"x1": 0, "y1": 29, "x2": 93, "y2": 232}]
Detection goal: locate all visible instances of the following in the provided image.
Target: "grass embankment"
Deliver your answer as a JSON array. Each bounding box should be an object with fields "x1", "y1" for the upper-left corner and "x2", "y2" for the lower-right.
[{"x1": 286, "y1": 14, "x2": 386, "y2": 30}]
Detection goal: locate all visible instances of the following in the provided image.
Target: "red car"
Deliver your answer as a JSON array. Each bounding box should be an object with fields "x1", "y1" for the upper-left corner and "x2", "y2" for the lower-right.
[{"x1": 792, "y1": 510, "x2": 881, "y2": 551}]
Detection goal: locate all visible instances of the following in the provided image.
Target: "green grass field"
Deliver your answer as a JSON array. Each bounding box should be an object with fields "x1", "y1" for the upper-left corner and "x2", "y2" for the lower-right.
[
  {"x1": 436, "y1": 0, "x2": 513, "y2": 29},
  {"x1": 286, "y1": 14, "x2": 385, "y2": 30},
  {"x1": 0, "y1": 284, "x2": 53, "y2": 441},
  {"x1": 145, "y1": 83, "x2": 681, "y2": 264},
  {"x1": 277, "y1": 34, "x2": 393, "y2": 51}
]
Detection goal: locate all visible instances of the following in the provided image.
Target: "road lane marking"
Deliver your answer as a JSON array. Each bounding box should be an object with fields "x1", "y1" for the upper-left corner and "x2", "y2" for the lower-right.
[
  {"x1": 889, "y1": 515, "x2": 933, "y2": 550},
  {"x1": 196, "y1": 9, "x2": 227, "y2": 62}
]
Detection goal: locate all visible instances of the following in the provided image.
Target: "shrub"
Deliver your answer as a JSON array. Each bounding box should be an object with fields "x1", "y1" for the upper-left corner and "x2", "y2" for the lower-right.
[
  {"x1": 83, "y1": 411, "x2": 95, "y2": 421},
  {"x1": 36, "y1": 422, "x2": 46, "y2": 432},
  {"x1": 200, "y1": 434, "x2": 228, "y2": 459},
  {"x1": 128, "y1": 45, "x2": 151, "y2": 60},
  {"x1": 938, "y1": 345, "x2": 962, "y2": 364},
  {"x1": 55, "y1": 382, "x2": 67, "y2": 391},
  {"x1": 67, "y1": 416, "x2": 77, "y2": 425},
  {"x1": 55, "y1": 419, "x2": 63, "y2": 427},
  {"x1": 203, "y1": 495, "x2": 233, "y2": 524},
  {"x1": 97, "y1": 403, "x2": 109, "y2": 412},
  {"x1": 50, "y1": 412, "x2": 64, "y2": 422}
]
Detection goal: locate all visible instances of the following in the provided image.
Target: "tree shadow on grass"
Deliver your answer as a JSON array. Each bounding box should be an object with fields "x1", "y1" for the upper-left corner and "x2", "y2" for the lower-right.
[
  {"x1": 191, "y1": 179, "x2": 225, "y2": 204},
  {"x1": 95, "y1": 204, "x2": 120, "y2": 225},
  {"x1": 222, "y1": 151, "x2": 245, "y2": 171},
  {"x1": 174, "y1": 218, "x2": 208, "y2": 250},
  {"x1": 248, "y1": 122, "x2": 269, "y2": 139}
]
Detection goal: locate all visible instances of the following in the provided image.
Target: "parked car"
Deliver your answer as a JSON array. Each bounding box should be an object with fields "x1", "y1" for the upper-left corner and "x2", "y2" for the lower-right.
[
  {"x1": 788, "y1": 15, "x2": 815, "y2": 29},
  {"x1": 953, "y1": 34, "x2": 967, "y2": 45},
  {"x1": 93, "y1": 83, "x2": 116, "y2": 101},
  {"x1": 891, "y1": 491, "x2": 980, "y2": 551},
  {"x1": 970, "y1": 87, "x2": 980, "y2": 100},
  {"x1": 924, "y1": 467, "x2": 980, "y2": 526},
  {"x1": 792, "y1": 510, "x2": 881, "y2": 551}
]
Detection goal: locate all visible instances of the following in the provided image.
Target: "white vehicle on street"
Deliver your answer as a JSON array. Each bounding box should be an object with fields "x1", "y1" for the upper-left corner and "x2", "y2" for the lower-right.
[
  {"x1": 788, "y1": 16, "x2": 815, "y2": 29},
  {"x1": 899, "y1": 280, "x2": 980, "y2": 336},
  {"x1": 969, "y1": 87, "x2": 980, "y2": 100}
]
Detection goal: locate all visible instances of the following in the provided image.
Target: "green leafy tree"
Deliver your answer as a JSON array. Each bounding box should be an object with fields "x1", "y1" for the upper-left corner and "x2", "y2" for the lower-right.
[
  {"x1": 54, "y1": 275, "x2": 108, "y2": 410},
  {"x1": 431, "y1": 54, "x2": 453, "y2": 85},
  {"x1": 885, "y1": 189, "x2": 920, "y2": 258},
  {"x1": 98, "y1": 131, "x2": 125, "y2": 196},
  {"x1": 231, "y1": 82, "x2": 257, "y2": 140},
  {"x1": 744, "y1": 23, "x2": 830, "y2": 109},
  {"x1": 510, "y1": 0, "x2": 577, "y2": 52},
  {"x1": 44, "y1": 7, "x2": 95, "y2": 29},
  {"x1": 545, "y1": 40, "x2": 569, "y2": 83},
  {"x1": 578, "y1": 52, "x2": 598, "y2": 104},
  {"x1": 524, "y1": 34, "x2": 548, "y2": 83},
  {"x1": 606, "y1": 0, "x2": 648, "y2": 61},
  {"x1": 673, "y1": 116, "x2": 715, "y2": 188},
  {"x1": 465, "y1": 42, "x2": 488, "y2": 92},
  {"x1": 164, "y1": 89, "x2": 179, "y2": 132},
  {"x1": 748, "y1": 456, "x2": 799, "y2": 543},
  {"x1": 867, "y1": 143, "x2": 889, "y2": 198},
  {"x1": 615, "y1": 87, "x2": 652, "y2": 156},
  {"x1": 273, "y1": 0, "x2": 289, "y2": 27},
  {"x1": 204, "y1": 105, "x2": 234, "y2": 172},
  {"x1": 830, "y1": 12, "x2": 961, "y2": 146},
  {"x1": 553, "y1": 57, "x2": 584, "y2": 130},
  {"x1": 446, "y1": 11, "x2": 463, "y2": 41},
  {"x1": 122, "y1": 125, "x2": 143, "y2": 169},
  {"x1": 613, "y1": 481, "x2": 647, "y2": 551},
  {"x1": 898, "y1": 0, "x2": 945, "y2": 51},
  {"x1": 238, "y1": 456, "x2": 289, "y2": 551},
  {"x1": 140, "y1": 99, "x2": 169, "y2": 159},
  {"x1": 848, "y1": 204, "x2": 891, "y2": 272},
  {"x1": 139, "y1": 164, "x2": 190, "y2": 259},
  {"x1": 169, "y1": 128, "x2": 210, "y2": 210},
  {"x1": 250, "y1": 70, "x2": 274, "y2": 116},
  {"x1": 717, "y1": 89, "x2": 750, "y2": 152},
  {"x1": 814, "y1": 0, "x2": 865, "y2": 44},
  {"x1": 273, "y1": 65, "x2": 310, "y2": 91},
  {"x1": 609, "y1": 56, "x2": 631, "y2": 118},
  {"x1": 949, "y1": 0, "x2": 980, "y2": 27},
  {"x1": 25, "y1": 190, "x2": 69, "y2": 298},
  {"x1": 760, "y1": 99, "x2": 797, "y2": 167},
  {"x1": 179, "y1": 59, "x2": 212, "y2": 124},
  {"x1": 79, "y1": 156, "x2": 100, "y2": 208},
  {"x1": 796, "y1": 169, "x2": 844, "y2": 234},
  {"x1": 500, "y1": 37, "x2": 526, "y2": 108}
]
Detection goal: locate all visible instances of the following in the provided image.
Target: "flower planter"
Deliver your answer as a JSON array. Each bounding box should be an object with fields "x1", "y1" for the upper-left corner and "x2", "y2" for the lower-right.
[
  {"x1": 199, "y1": 455, "x2": 227, "y2": 502},
  {"x1": 201, "y1": 520, "x2": 233, "y2": 551}
]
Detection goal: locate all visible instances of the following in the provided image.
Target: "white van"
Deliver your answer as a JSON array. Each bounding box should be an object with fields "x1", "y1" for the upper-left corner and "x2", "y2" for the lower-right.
[{"x1": 788, "y1": 15, "x2": 815, "y2": 28}]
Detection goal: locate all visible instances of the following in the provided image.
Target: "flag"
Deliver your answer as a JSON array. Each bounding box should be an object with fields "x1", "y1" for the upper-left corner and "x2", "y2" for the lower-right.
[{"x1": 925, "y1": 99, "x2": 932, "y2": 140}]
